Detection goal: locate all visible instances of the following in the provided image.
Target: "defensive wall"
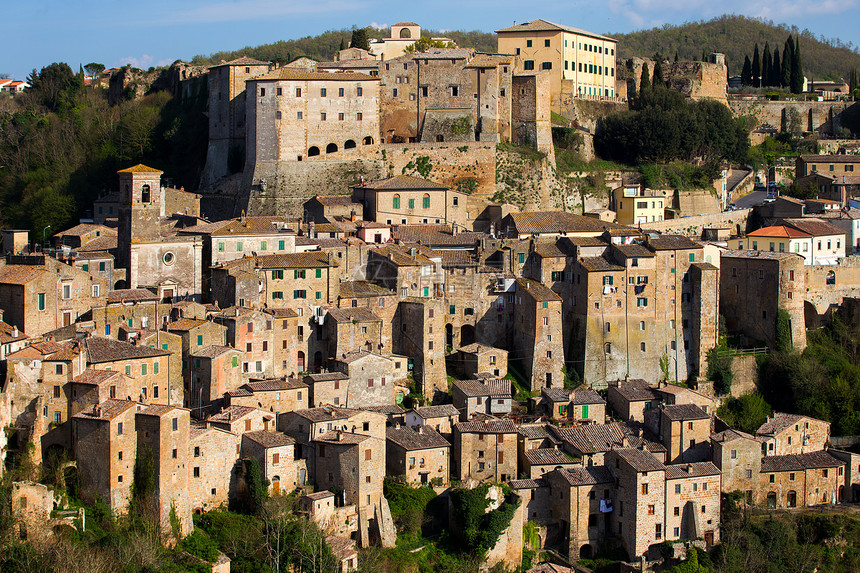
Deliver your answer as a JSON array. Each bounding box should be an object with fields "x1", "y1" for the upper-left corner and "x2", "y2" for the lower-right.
[{"x1": 641, "y1": 209, "x2": 751, "y2": 237}]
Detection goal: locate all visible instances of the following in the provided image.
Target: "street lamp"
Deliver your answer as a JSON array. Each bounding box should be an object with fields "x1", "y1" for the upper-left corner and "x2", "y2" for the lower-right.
[{"x1": 42, "y1": 225, "x2": 51, "y2": 251}]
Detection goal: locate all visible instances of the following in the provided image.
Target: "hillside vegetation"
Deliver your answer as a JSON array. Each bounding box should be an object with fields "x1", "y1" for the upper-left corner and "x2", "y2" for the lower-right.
[
  {"x1": 613, "y1": 15, "x2": 860, "y2": 81},
  {"x1": 191, "y1": 27, "x2": 497, "y2": 65}
]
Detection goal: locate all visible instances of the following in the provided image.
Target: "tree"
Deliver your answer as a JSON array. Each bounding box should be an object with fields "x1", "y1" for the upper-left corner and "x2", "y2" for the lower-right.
[
  {"x1": 707, "y1": 347, "x2": 734, "y2": 395},
  {"x1": 849, "y1": 68, "x2": 858, "y2": 99},
  {"x1": 639, "y1": 62, "x2": 651, "y2": 96},
  {"x1": 338, "y1": 38, "x2": 345, "y2": 52},
  {"x1": 244, "y1": 457, "x2": 270, "y2": 515},
  {"x1": 84, "y1": 62, "x2": 105, "y2": 80},
  {"x1": 653, "y1": 57, "x2": 665, "y2": 87},
  {"x1": 775, "y1": 309, "x2": 793, "y2": 353},
  {"x1": 349, "y1": 27, "x2": 370, "y2": 51},
  {"x1": 762, "y1": 43, "x2": 771, "y2": 88},
  {"x1": 404, "y1": 36, "x2": 456, "y2": 53},
  {"x1": 752, "y1": 43, "x2": 761, "y2": 88},
  {"x1": 791, "y1": 37, "x2": 804, "y2": 94},
  {"x1": 782, "y1": 36, "x2": 794, "y2": 88},
  {"x1": 674, "y1": 51, "x2": 679, "y2": 62},
  {"x1": 741, "y1": 56, "x2": 753, "y2": 87},
  {"x1": 771, "y1": 50, "x2": 782, "y2": 88}
]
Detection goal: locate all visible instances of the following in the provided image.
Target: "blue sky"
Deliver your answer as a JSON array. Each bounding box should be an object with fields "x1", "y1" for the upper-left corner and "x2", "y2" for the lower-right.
[{"x1": 3, "y1": 0, "x2": 859, "y2": 80}]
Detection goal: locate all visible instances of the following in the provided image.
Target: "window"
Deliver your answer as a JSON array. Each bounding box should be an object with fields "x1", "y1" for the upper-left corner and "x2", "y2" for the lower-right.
[
  {"x1": 365, "y1": 449, "x2": 372, "y2": 461},
  {"x1": 259, "y1": 87, "x2": 265, "y2": 97},
  {"x1": 641, "y1": 483, "x2": 648, "y2": 494},
  {"x1": 38, "y1": 293, "x2": 46, "y2": 310},
  {"x1": 524, "y1": 60, "x2": 534, "y2": 70},
  {"x1": 117, "y1": 422, "x2": 123, "y2": 435},
  {"x1": 422, "y1": 194, "x2": 430, "y2": 208},
  {"x1": 320, "y1": 112, "x2": 326, "y2": 121},
  {"x1": 297, "y1": 111, "x2": 303, "y2": 120},
  {"x1": 637, "y1": 298, "x2": 648, "y2": 307},
  {"x1": 338, "y1": 112, "x2": 344, "y2": 121},
  {"x1": 648, "y1": 504, "x2": 655, "y2": 515}
]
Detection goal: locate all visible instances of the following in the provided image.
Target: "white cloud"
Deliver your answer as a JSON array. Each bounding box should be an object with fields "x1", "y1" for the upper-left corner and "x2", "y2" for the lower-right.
[
  {"x1": 369, "y1": 21, "x2": 388, "y2": 29},
  {"x1": 120, "y1": 54, "x2": 154, "y2": 69}
]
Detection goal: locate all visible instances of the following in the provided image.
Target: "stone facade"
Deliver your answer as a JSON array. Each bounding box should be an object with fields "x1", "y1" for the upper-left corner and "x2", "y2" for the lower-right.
[
  {"x1": 453, "y1": 418, "x2": 518, "y2": 482},
  {"x1": 188, "y1": 425, "x2": 240, "y2": 512},
  {"x1": 385, "y1": 425, "x2": 450, "y2": 484}
]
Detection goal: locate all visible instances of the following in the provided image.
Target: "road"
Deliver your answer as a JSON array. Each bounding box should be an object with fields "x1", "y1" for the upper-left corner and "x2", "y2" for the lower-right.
[{"x1": 733, "y1": 190, "x2": 767, "y2": 210}]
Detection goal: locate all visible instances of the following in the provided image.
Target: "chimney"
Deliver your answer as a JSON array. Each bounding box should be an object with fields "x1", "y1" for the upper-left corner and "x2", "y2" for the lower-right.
[
  {"x1": 11, "y1": 326, "x2": 18, "y2": 337},
  {"x1": 337, "y1": 430, "x2": 343, "y2": 441},
  {"x1": 93, "y1": 403, "x2": 101, "y2": 417}
]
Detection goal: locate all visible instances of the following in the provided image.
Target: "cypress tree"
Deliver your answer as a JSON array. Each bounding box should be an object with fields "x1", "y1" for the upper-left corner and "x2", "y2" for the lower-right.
[
  {"x1": 752, "y1": 43, "x2": 761, "y2": 88},
  {"x1": 653, "y1": 57, "x2": 665, "y2": 87},
  {"x1": 782, "y1": 36, "x2": 794, "y2": 88},
  {"x1": 762, "y1": 43, "x2": 771, "y2": 88},
  {"x1": 791, "y1": 37, "x2": 804, "y2": 94},
  {"x1": 339, "y1": 38, "x2": 345, "y2": 51},
  {"x1": 771, "y1": 50, "x2": 781, "y2": 88},
  {"x1": 350, "y1": 27, "x2": 370, "y2": 51},
  {"x1": 674, "y1": 51, "x2": 679, "y2": 62},
  {"x1": 741, "y1": 55, "x2": 753, "y2": 87},
  {"x1": 639, "y1": 62, "x2": 651, "y2": 96}
]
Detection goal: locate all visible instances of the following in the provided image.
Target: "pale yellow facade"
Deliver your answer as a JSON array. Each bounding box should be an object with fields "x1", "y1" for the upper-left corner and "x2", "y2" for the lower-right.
[
  {"x1": 497, "y1": 20, "x2": 617, "y2": 109},
  {"x1": 612, "y1": 187, "x2": 667, "y2": 226}
]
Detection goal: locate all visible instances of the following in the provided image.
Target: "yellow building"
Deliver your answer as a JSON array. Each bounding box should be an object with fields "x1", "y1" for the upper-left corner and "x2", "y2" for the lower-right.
[
  {"x1": 496, "y1": 19, "x2": 617, "y2": 109},
  {"x1": 611, "y1": 185, "x2": 668, "y2": 225},
  {"x1": 743, "y1": 226, "x2": 812, "y2": 259}
]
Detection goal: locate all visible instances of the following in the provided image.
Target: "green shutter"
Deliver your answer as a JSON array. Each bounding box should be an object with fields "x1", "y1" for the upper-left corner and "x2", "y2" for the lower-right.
[
  {"x1": 278, "y1": 240, "x2": 285, "y2": 250},
  {"x1": 315, "y1": 268, "x2": 322, "y2": 278},
  {"x1": 408, "y1": 198, "x2": 415, "y2": 209},
  {"x1": 162, "y1": 343, "x2": 168, "y2": 350},
  {"x1": 423, "y1": 195, "x2": 430, "y2": 209},
  {"x1": 236, "y1": 241, "x2": 243, "y2": 252},
  {"x1": 315, "y1": 291, "x2": 321, "y2": 300},
  {"x1": 582, "y1": 404, "x2": 588, "y2": 418},
  {"x1": 141, "y1": 363, "x2": 147, "y2": 376},
  {"x1": 99, "y1": 262, "x2": 106, "y2": 271},
  {"x1": 82, "y1": 264, "x2": 89, "y2": 272},
  {"x1": 449, "y1": 305, "x2": 455, "y2": 314},
  {"x1": 393, "y1": 196, "x2": 400, "y2": 209},
  {"x1": 218, "y1": 242, "x2": 225, "y2": 252},
  {"x1": 232, "y1": 356, "x2": 238, "y2": 368},
  {"x1": 518, "y1": 253, "x2": 525, "y2": 264},
  {"x1": 261, "y1": 240, "x2": 267, "y2": 251},
  {"x1": 153, "y1": 361, "x2": 159, "y2": 374},
  {"x1": 38, "y1": 293, "x2": 46, "y2": 311},
  {"x1": 125, "y1": 365, "x2": 131, "y2": 376},
  {"x1": 689, "y1": 253, "x2": 695, "y2": 262},
  {"x1": 197, "y1": 335, "x2": 203, "y2": 345}
]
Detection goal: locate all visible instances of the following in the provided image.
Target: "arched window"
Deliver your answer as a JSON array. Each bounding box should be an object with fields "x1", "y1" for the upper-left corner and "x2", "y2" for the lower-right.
[
  {"x1": 435, "y1": 134, "x2": 444, "y2": 142},
  {"x1": 787, "y1": 491, "x2": 797, "y2": 508},
  {"x1": 393, "y1": 194, "x2": 401, "y2": 209},
  {"x1": 326, "y1": 143, "x2": 338, "y2": 154},
  {"x1": 344, "y1": 139, "x2": 356, "y2": 149},
  {"x1": 766, "y1": 491, "x2": 777, "y2": 509},
  {"x1": 308, "y1": 146, "x2": 320, "y2": 157},
  {"x1": 400, "y1": 28, "x2": 412, "y2": 39},
  {"x1": 141, "y1": 184, "x2": 151, "y2": 203},
  {"x1": 363, "y1": 136, "x2": 374, "y2": 145},
  {"x1": 297, "y1": 351, "x2": 305, "y2": 371},
  {"x1": 422, "y1": 193, "x2": 430, "y2": 209}
]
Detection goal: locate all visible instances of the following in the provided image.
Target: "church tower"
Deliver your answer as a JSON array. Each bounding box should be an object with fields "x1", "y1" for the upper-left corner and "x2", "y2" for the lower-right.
[{"x1": 117, "y1": 164, "x2": 164, "y2": 271}]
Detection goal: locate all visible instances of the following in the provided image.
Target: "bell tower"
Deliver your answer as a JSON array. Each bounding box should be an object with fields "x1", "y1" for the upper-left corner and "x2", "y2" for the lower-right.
[{"x1": 117, "y1": 164, "x2": 164, "y2": 270}]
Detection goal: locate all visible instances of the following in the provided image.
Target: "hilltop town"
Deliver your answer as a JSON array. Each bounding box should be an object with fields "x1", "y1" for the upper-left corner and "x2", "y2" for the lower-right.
[{"x1": 3, "y1": 17, "x2": 860, "y2": 573}]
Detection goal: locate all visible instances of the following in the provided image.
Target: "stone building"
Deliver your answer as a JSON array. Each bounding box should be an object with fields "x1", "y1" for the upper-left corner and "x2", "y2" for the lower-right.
[
  {"x1": 325, "y1": 308, "x2": 384, "y2": 357},
  {"x1": 719, "y1": 250, "x2": 806, "y2": 350},
  {"x1": 189, "y1": 345, "x2": 243, "y2": 414},
  {"x1": 183, "y1": 215, "x2": 298, "y2": 269},
  {"x1": 0, "y1": 254, "x2": 108, "y2": 337},
  {"x1": 68, "y1": 369, "x2": 140, "y2": 417},
  {"x1": 203, "y1": 56, "x2": 272, "y2": 185},
  {"x1": 328, "y1": 351, "x2": 407, "y2": 408},
  {"x1": 72, "y1": 400, "x2": 141, "y2": 512},
  {"x1": 403, "y1": 404, "x2": 459, "y2": 437},
  {"x1": 796, "y1": 154, "x2": 860, "y2": 178},
  {"x1": 523, "y1": 448, "x2": 580, "y2": 478},
  {"x1": 543, "y1": 466, "x2": 614, "y2": 559},
  {"x1": 537, "y1": 387, "x2": 605, "y2": 423},
  {"x1": 710, "y1": 428, "x2": 761, "y2": 496},
  {"x1": 453, "y1": 417, "x2": 518, "y2": 482},
  {"x1": 115, "y1": 165, "x2": 204, "y2": 299},
  {"x1": 303, "y1": 371, "x2": 350, "y2": 407},
  {"x1": 352, "y1": 175, "x2": 470, "y2": 227},
  {"x1": 207, "y1": 405, "x2": 275, "y2": 435},
  {"x1": 392, "y1": 297, "x2": 446, "y2": 398},
  {"x1": 376, "y1": 49, "x2": 513, "y2": 144},
  {"x1": 513, "y1": 277, "x2": 564, "y2": 390},
  {"x1": 91, "y1": 288, "x2": 168, "y2": 338},
  {"x1": 551, "y1": 422, "x2": 667, "y2": 467},
  {"x1": 496, "y1": 20, "x2": 618, "y2": 107},
  {"x1": 646, "y1": 404, "x2": 711, "y2": 464},
  {"x1": 304, "y1": 195, "x2": 364, "y2": 223},
  {"x1": 135, "y1": 404, "x2": 194, "y2": 535},
  {"x1": 0, "y1": 320, "x2": 29, "y2": 361},
  {"x1": 226, "y1": 377, "x2": 308, "y2": 415},
  {"x1": 241, "y1": 430, "x2": 300, "y2": 495},
  {"x1": 385, "y1": 425, "x2": 450, "y2": 484},
  {"x1": 245, "y1": 68, "x2": 380, "y2": 164},
  {"x1": 757, "y1": 451, "x2": 844, "y2": 508},
  {"x1": 456, "y1": 343, "x2": 508, "y2": 379},
  {"x1": 664, "y1": 462, "x2": 721, "y2": 546},
  {"x1": 188, "y1": 423, "x2": 240, "y2": 512},
  {"x1": 756, "y1": 412, "x2": 830, "y2": 456},
  {"x1": 451, "y1": 379, "x2": 513, "y2": 421}
]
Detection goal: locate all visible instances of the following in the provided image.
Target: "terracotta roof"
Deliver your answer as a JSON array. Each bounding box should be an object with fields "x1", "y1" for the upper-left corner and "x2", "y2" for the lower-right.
[
  {"x1": 327, "y1": 536, "x2": 357, "y2": 560},
  {"x1": 782, "y1": 218, "x2": 846, "y2": 237},
  {"x1": 138, "y1": 404, "x2": 178, "y2": 417},
  {"x1": 191, "y1": 345, "x2": 237, "y2": 359},
  {"x1": 77, "y1": 235, "x2": 117, "y2": 252},
  {"x1": 253, "y1": 68, "x2": 377, "y2": 82},
  {"x1": 412, "y1": 48, "x2": 474, "y2": 60},
  {"x1": 453, "y1": 379, "x2": 511, "y2": 397},
  {"x1": 614, "y1": 447, "x2": 666, "y2": 472},
  {"x1": 747, "y1": 225, "x2": 812, "y2": 238},
  {"x1": 294, "y1": 406, "x2": 362, "y2": 422},
  {"x1": 516, "y1": 277, "x2": 562, "y2": 301},
  {"x1": 304, "y1": 372, "x2": 349, "y2": 383},
  {"x1": 187, "y1": 216, "x2": 296, "y2": 236},
  {"x1": 757, "y1": 412, "x2": 824, "y2": 437},
  {"x1": 166, "y1": 318, "x2": 208, "y2": 331},
  {"x1": 243, "y1": 430, "x2": 295, "y2": 447},
  {"x1": 73, "y1": 399, "x2": 138, "y2": 421},
  {"x1": 0, "y1": 265, "x2": 47, "y2": 285},
  {"x1": 542, "y1": 388, "x2": 571, "y2": 403},
  {"x1": 465, "y1": 53, "x2": 515, "y2": 68},
  {"x1": 387, "y1": 425, "x2": 450, "y2": 450},
  {"x1": 208, "y1": 405, "x2": 259, "y2": 423},
  {"x1": 334, "y1": 350, "x2": 391, "y2": 364},
  {"x1": 117, "y1": 164, "x2": 163, "y2": 174},
  {"x1": 711, "y1": 428, "x2": 759, "y2": 443},
  {"x1": 85, "y1": 336, "x2": 170, "y2": 363},
  {"x1": 571, "y1": 388, "x2": 605, "y2": 405},
  {"x1": 412, "y1": 404, "x2": 459, "y2": 419},
  {"x1": 361, "y1": 174, "x2": 448, "y2": 191},
  {"x1": 339, "y1": 281, "x2": 396, "y2": 299},
  {"x1": 458, "y1": 343, "x2": 503, "y2": 355},
  {"x1": 761, "y1": 450, "x2": 843, "y2": 472},
  {"x1": 614, "y1": 243, "x2": 655, "y2": 258},
  {"x1": 579, "y1": 256, "x2": 624, "y2": 272},
  {"x1": 551, "y1": 421, "x2": 663, "y2": 455},
  {"x1": 54, "y1": 223, "x2": 115, "y2": 238},
  {"x1": 611, "y1": 380, "x2": 657, "y2": 402},
  {"x1": 646, "y1": 235, "x2": 700, "y2": 251},
  {"x1": 106, "y1": 289, "x2": 158, "y2": 303},
  {"x1": 720, "y1": 249, "x2": 801, "y2": 261},
  {"x1": 533, "y1": 243, "x2": 568, "y2": 258},
  {"x1": 210, "y1": 56, "x2": 270, "y2": 68},
  {"x1": 305, "y1": 490, "x2": 334, "y2": 500},
  {"x1": 517, "y1": 424, "x2": 554, "y2": 440},
  {"x1": 245, "y1": 378, "x2": 307, "y2": 392},
  {"x1": 393, "y1": 21, "x2": 418, "y2": 26},
  {"x1": 661, "y1": 404, "x2": 710, "y2": 421},
  {"x1": 393, "y1": 226, "x2": 486, "y2": 248},
  {"x1": 72, "y1": 368, "x2": 125, "y2": 386},
  {"x1": 552, "y1": 466, "x2": 614, "y2": 486},
  {"x1": 220, "y1": 251, "x2": 334, "y2": 270},
  {"x1": 664, "y1": 461, "x2": 721, "y2": 479},
  {"x1": 799, "y1": 154, "x2": 860, "y2": 163},
  {"x1": 507, "y1": 211, "x2": 625, "y2": 235},
  {"x1": 456, "y1": 418, "x2": 517, "y2": 434},
  {"x1": 524, "y1": 448, "x2": 577, "y2": 465},
  {"x1": 326, "y1": 307, "x2": 381, "y2": 323},
  {"x1": 510, "y1": 478, "x2": 547, "y2": 489},
  {"x1": 314, "y1": 431, "x2": 369, "y2": 444},
  {"x1": 495, "y1": 19, "x2": 615, "y2": 42},
  {"x1": 0, "y1": 321, "x2": 27, "y2": 344},
  {"x1": 372, "y1": 244, "x2": 438, "y2": 267}
]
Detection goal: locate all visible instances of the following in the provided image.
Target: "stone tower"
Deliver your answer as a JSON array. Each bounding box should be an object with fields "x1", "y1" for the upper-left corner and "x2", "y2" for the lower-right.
[{"x1": 117, "y1": 164, "x2": 164, "y2": 271}]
